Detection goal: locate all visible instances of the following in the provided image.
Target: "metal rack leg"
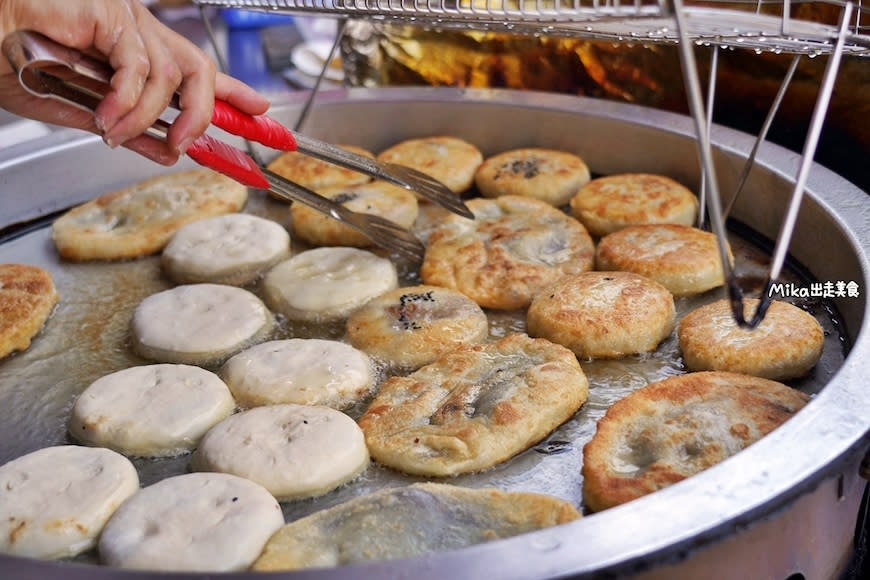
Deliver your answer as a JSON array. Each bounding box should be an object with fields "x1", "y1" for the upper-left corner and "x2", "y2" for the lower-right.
[
  {"x1": 698, "y1": 45, "x2": 718, "y2": 231},
  {"x1": 670, "y1": 0, "x2": 740, "y2": 322},
  {"x1": 722, "y1": 55, "x2": 801, "y2": 220}
]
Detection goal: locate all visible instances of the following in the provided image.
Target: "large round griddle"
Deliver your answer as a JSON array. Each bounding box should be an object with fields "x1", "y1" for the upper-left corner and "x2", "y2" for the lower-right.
[{"x1": 0, "y1": 87, "x2": 868, "y2": 579}]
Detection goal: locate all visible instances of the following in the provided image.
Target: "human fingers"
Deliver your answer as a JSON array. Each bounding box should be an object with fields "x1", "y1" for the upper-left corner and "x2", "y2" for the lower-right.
[
  {"x1": 215, "y1": 73, "x2": 271, "y2": 116},
  {"x1": 96, "y1": 1, "x2": 182, "y2": 151}
]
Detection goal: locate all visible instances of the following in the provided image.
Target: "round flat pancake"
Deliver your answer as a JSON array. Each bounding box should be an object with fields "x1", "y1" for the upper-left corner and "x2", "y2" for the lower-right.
[
  {"x1": 359, "y1": 333, "x2": 589, "y2": 477},
  {"x1": 527, "y1": 271, "x2": 675, "y2": 359},
  {"x1": 0, "y1": 263, "x2": 58, "y2": 359},
  {"x1": 161, "y1": 213, "x2": 290, "y2": 285},
  {"x1": 51, "y1": 169, "x2": 248, "y2": 261},
  {"x1": 290, "y1": 181, "x2": 419, "y2": 248},
  {"x1": 346, "y1": 284, "x2": 489, "y2": 370},
  {"x1": 131, "y1": 283, "x2": 274, "y2": 366},
  {"x1": 253, "y1": 482, "x2": 580, "y2": 571},
  {"x1": 192, "y1": 404, "x2": 369, "y2": 501},
  {"x1": 678, "y1": 298, "x2": 824, "y2": 380},
  {"x1": 568, "y1": 173, "x2": 698, "y2": 236},
  {"x1": 475, "y1": 147, "x2": 591, "y2": 206},
  {"x1": 0, "y1": 445, "x2": 138, "y2": 559},
  {"x1": 595, "y1": 224, "x2": 733, "y2": 296},
  {"x1": 421, "y1": 195, "x2": 595, "y2": 310},
  {"x1": 262, "y1": 247, "x2": 398, "y2": 322},
  {"x1": 98, "y1": 472, "x2": 283, "y2": 572},
  {"x1": 69, "y1": 364, "x2": 236, "y2": 457},
  {"x1": 220, "y1": 339, "x2": 375, "y2": 409},
  {"x1": 376, "y1": 136, "x2": 483, "y2": 193},
  {"x1": 581, "y1": 371, "x2": 810, "y2": 512},
  {"x1": 266, "y1": 144, "x2": 374, "y2": 191}
]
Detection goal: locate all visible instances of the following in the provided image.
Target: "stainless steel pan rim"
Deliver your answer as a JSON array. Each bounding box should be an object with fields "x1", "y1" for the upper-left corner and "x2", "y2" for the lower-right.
[{"x1": 1, "y1": 87, "x2": 868, "y2": 579}]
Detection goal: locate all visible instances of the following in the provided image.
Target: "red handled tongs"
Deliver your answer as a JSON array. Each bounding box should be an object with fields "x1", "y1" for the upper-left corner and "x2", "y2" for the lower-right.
[{"x1": 1, "y1": 31, "x2": 471, "y2": 261}]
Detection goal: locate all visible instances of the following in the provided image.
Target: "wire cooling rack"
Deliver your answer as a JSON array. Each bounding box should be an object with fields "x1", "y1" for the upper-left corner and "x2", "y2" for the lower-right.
[
  {"x1": 192, "y1": 0, "x2": 868, "y2": 326},
  {"x1": 193, "y1": 1, "x2": 870, "y2": 55}
]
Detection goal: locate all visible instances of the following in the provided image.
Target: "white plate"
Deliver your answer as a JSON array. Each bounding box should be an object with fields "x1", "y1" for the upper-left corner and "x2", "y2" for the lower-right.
[{"x1": 290, "y1": 40, "x2": 344, "y2": 81}]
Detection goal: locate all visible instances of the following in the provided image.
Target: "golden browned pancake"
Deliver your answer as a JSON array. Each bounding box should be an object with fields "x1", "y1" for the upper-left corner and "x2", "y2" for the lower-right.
[
  {"x1": 0, "y1": 264, "x2": 59, "y2": 359},
  {"x1": 581, "y1": 371, "x2": 810, "y2": 512},
  {"x1": 595, "y1": 224, "x2": 733, "y2": 296},
  {"x1": 568, "y1": 173, "x2": 698, "y2": 236},
  {"x1": 266, "y1": 144, "x2": 374, "y2": 192},
  {"x1": 421, "y1": 195, "x2": 595, "y2": 310},
  {"x1": 346, "y1": 284, "x2": 489, "y2": 370},
  {"x1": 253, "y1": 482, "x2": 580, "y2": 571},
  {"x1": 359, "y1": 333, "x2": 588, "y2": 477},
  {"x1": 51, "y1": 169, "x2": 248, "y2": 261},
  {"x1": 527, "y1": 271, "x2": 675, "y2": 359},
  {"x1": 290, "y1": 181, "x2": 419, "y2": 248},
  {"x1": 475, "y1": 147, "x2": 591, "y2": 206},
  {"x1": 678, "y1": 298, "x2": 825, "y2": 380},
  {"x1": 376, "y1": 136, "x2": 483, "y2": 193}
]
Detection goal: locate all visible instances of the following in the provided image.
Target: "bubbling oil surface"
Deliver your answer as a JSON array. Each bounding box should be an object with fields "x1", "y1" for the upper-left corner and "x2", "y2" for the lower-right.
[{"x1": 0, "y1": 189, "x2": 846, "y2": 550}]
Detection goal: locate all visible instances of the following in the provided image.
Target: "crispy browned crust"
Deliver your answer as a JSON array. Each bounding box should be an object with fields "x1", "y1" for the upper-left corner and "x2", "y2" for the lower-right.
[
  {"x1": 595, "y1": 224, "x2": 733, "y2": 296},
  {"x1": 346, "y1": 284, "x2": 489, "y2": 370},
  {"x1": 51, "y1": 169, "x2": 247, "y2": 261},
  {"x1": 266, "y1": 145, "x2": 374, "y2": 191},
  {"x1": 678, "y1": 299, "x2": 824, "y2": 380},
  {"x1": 0, "y1": 264, "x2": 59, "y2": 359},
  {"x1": 290, "y1": 181, "x2": 419, "y2": 247},
  {"x1": 376, "y1": 136, "x2": 483, "y2": 193},
  {"x1": 421, "y1": 195, "x2": 595, "y2": 310},
  {"x1": 527, "y1": 271, "x2": 675, "y2": 359},
  {"x1": 359, "y1": 333, "x2": 588, "y2": 477},
  {"x1": 475, "y1": 148, "x2": 591, "y2": 206},
  {"x1": 581, "y1": 371, "x2": 810, "y2": 512},
  {"x1": 253, "y1": 482, "x2": 580, "y2": 571},
  {"x1": 568, "y1": 173, "x2": 698, "y2": 236}
]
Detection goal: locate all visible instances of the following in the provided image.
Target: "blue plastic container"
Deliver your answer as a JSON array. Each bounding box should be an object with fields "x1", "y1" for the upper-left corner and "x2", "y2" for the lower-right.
[{"x1": 220, "y1": 8, "x2": 295, "y2": 29}]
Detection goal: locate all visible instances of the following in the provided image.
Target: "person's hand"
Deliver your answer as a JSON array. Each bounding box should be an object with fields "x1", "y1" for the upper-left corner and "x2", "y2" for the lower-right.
[{"x1": 0, "y1": 0, "x2": 270, "y2": 164}]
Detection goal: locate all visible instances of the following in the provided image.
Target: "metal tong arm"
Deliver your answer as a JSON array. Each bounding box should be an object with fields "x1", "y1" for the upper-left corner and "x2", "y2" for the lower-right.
[
  {"x1": 263, "y1": 169, "x2": 426, "y2": 262},
  {"x1": 292, "y1": 133, "x2": 474, "y2": 219}
]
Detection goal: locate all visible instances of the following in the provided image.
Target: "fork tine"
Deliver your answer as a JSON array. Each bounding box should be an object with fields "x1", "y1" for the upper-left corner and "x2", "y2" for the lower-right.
[
  {"x1": 383, "y1": 163, "x2": 475, "y2": 219},
  {"x1": 263, "y1": 169, "x2": 425, "y2": 262},
  {"x1": 292, "y1": 133, "x2": 474, "y2": 219},
  {"x1": 366, "y1": 216, "x2": 427, "y2": 262}
]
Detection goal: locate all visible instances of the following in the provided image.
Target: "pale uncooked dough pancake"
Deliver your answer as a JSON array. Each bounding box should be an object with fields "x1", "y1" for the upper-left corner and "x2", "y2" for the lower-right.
[
  {"x1": 0, "y1": 263, "x2": 58, "y2": 359},
  {"x1": 421, "y1": 195, "x2": 595, "y2": 310},
  {"x1": 262, "y1": 247, "x2": 398, "y2": 321},
  {"x1": 359, "y1": 333, "x2": 588, "y2": 477},
  {"x1": 220, "y1": 339, "x2": 375, "y2": 409},
  {"x1": 52, "y1": 169, "x2": 248, "y2": 261},
  {"x1": 131, "y1": 283, "x2": 274, "y2": 365},
  {"x1": 596, "y1": 224, "x2": 733, "y2": 296},
  {"x1": 475, "y1": 147, "x2": 591, "y2": 206},
  {"x1": 581, "y1": 371, "x2": 809, "y2": 512},
  {"x1": 0, "y1": 445, "x2": 138, "y2": 559},
  {"x1": 569, "y1": 173, "x2": 699, "y2": 236},
  {"x1": 253, "y1": 482, "x2": 580, "y2": 571},
  {"x1": 678, "y1": 298, "x2": 824, "y2": 380},
  {"x1": 192, "y1": 404, "x2": 369, "y2": 500},
  {"x1": 527, "y1": 271, "x2": 675, "y2": 359},
  {"x1": 266, "y1": 144, "x2": 374, "y2": 191},
  {"x1": 376, "y1": 136, "x2": 483, "y2": 193},
  {"x1": 290, "y1": 181, "x2": 419, "y2": 248},
  {"x1": 161, "y1": 213, "x2": 290, "y2": 285},
  {"x1": 99, "y1": 472, "x2": 283, "y2": 572},
  {"x1": 346, "y1": 284, "x2": 489, "y2": 370},
  {"x1": 69, "y1": 364, "x2": 236, "y2": 457}
]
